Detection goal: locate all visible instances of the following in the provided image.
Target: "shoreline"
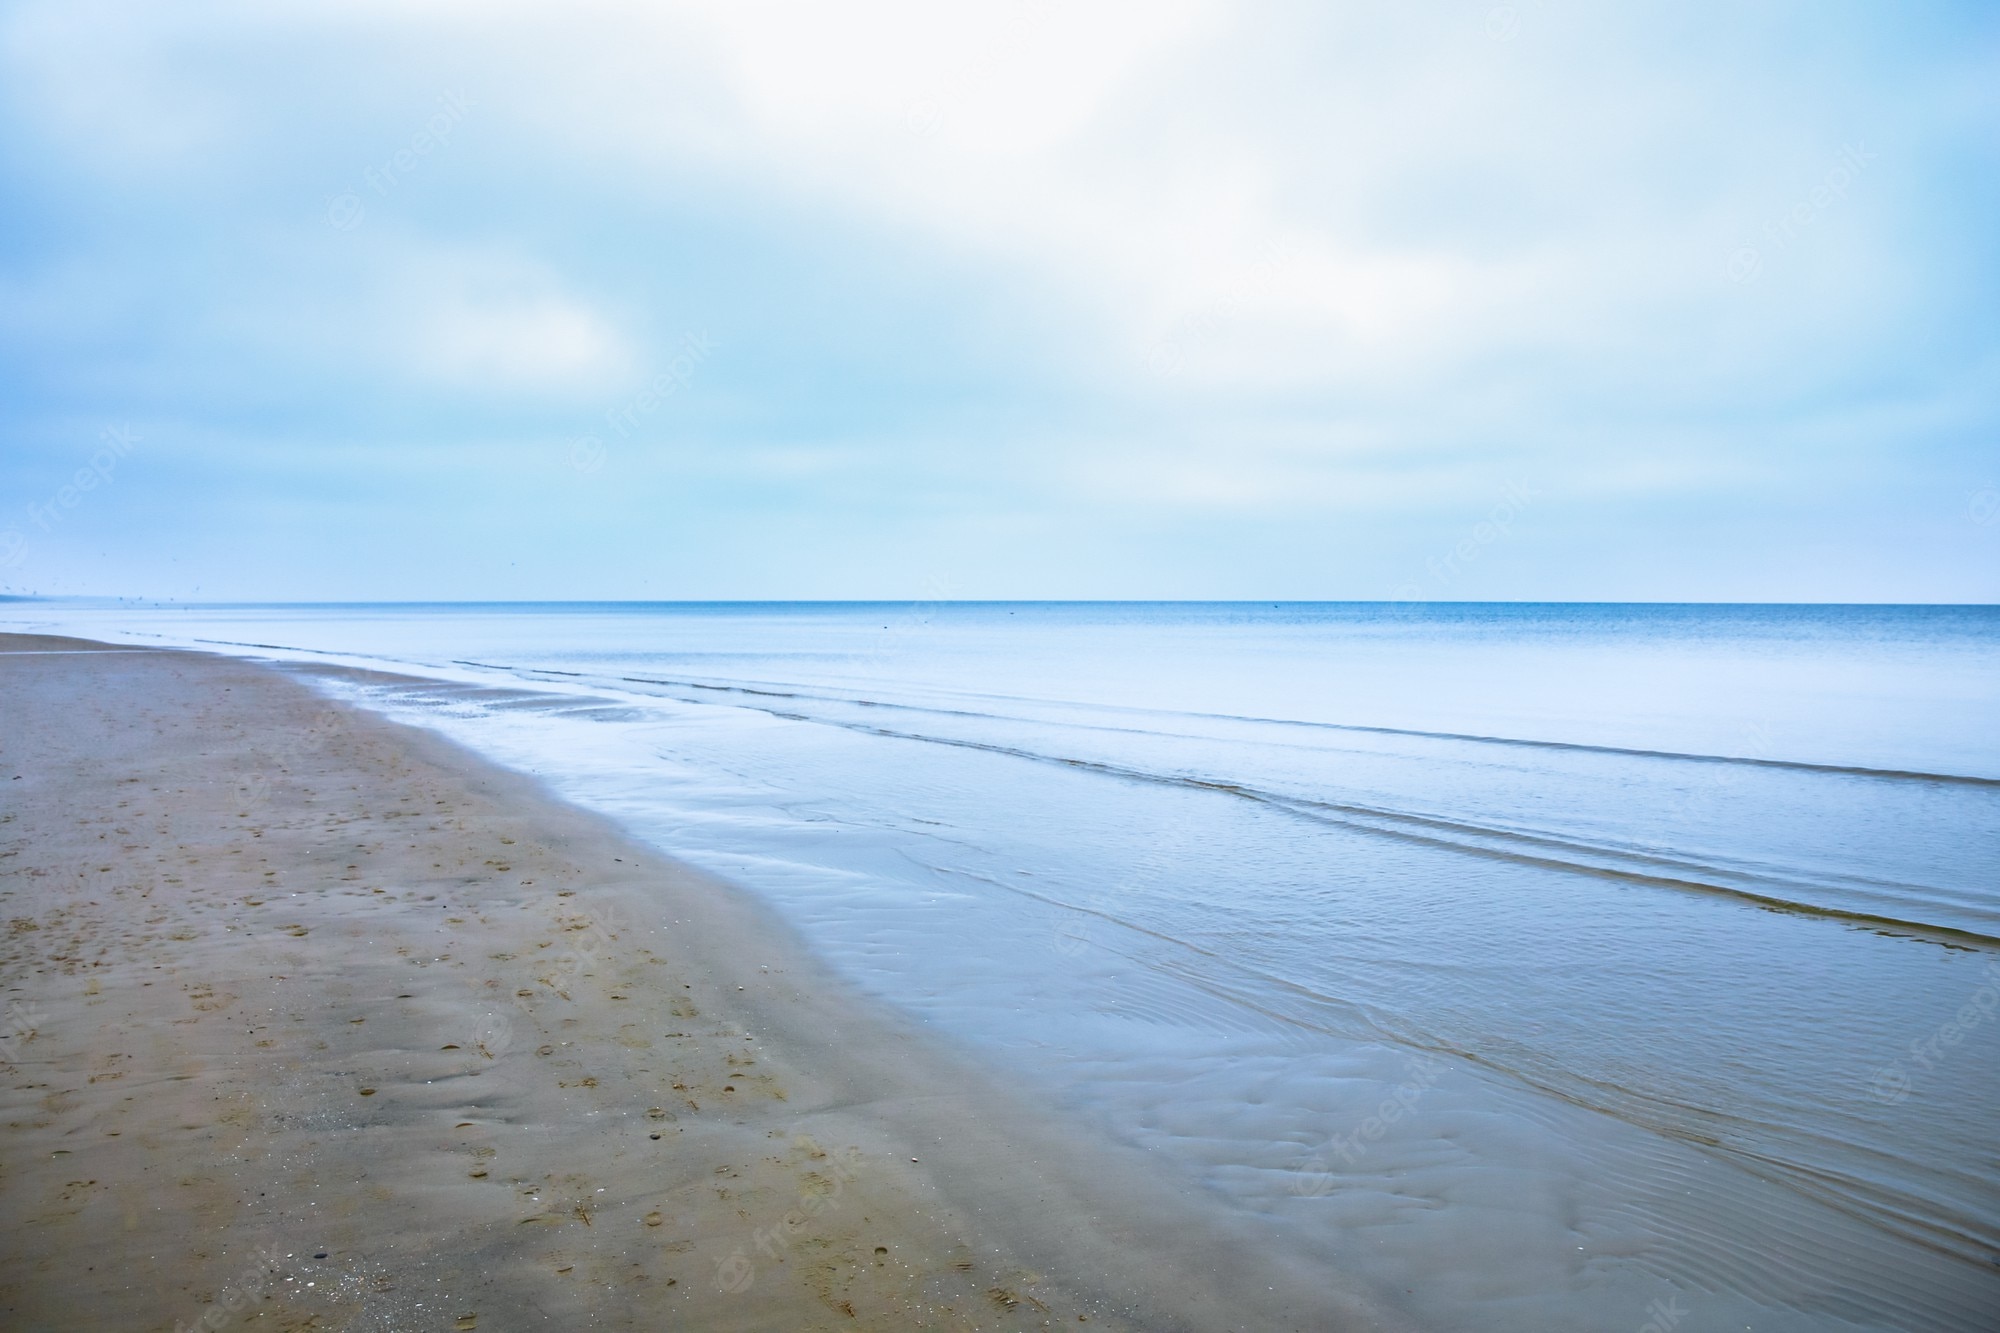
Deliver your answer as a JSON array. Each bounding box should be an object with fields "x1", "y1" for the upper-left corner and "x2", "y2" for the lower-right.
[{"x1": 0, "y1": 634, "x2": 1410, "y2": 1331}]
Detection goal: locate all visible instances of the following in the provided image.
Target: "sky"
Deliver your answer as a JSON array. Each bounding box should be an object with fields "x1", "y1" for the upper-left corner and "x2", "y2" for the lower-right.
[{"x1": 1, "y1": 0, "x2": 1996, "y2": 602}]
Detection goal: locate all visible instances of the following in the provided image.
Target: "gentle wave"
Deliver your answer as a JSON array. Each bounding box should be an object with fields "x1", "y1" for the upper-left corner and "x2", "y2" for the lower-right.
[
  {"x1": 584, "y1": 670, "x2": 2000, "y2": 948},
  {"x1": 112, "y1": 610, "x2": 1993, "y2": 1330},
  {"x1": 586, "y1": 667, "x2": 2000, "y2": 788}
]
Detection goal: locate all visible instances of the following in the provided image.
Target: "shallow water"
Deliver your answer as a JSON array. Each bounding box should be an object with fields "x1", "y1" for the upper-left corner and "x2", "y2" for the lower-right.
[{"x1": 13, "y1": 600, "x2": 1999, "y2": 1330}]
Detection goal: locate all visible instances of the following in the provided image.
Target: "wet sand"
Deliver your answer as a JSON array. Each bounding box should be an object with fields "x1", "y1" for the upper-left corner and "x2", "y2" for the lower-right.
[{"x1": 0, "y1": 635, "x2": 1411, "y2": 1332}]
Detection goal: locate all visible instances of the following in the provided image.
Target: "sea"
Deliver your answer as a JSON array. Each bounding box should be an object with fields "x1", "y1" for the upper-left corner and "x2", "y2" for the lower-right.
[{"x1": 9, "y1": 600, "x2": 1997, "y2": 1331}]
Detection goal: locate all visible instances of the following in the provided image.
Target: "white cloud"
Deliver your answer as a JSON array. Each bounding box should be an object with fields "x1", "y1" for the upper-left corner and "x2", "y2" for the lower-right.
[
  {"x1": 5, "y1": 0, "x2": 1947, "y2": 412},
  {"x1": 3, "y1": 0, "x2": 1993, "y2": 600},
  {"x1": 193, "y1": 234, "x2": 638, "y2": 400},
  {"x1": 398, "y1": 271, "x2": 631, "y2": 393},
  {"x1": 0, "y1": 2, "x2": 237, "y2": 175},
  {"x1": 405, "y1": 0, "x2": 1888, "y2": 408}
]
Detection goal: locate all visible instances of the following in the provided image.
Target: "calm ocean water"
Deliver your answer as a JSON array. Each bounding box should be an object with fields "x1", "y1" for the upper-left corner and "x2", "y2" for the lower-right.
[{"x1": 12, "y1": 600, "x2": 1999, "y2": 1330}]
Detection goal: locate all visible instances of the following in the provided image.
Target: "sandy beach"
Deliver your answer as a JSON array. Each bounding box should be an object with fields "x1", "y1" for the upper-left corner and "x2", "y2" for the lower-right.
[{"x1": 0, "y1": 635, "x2": 1409, "y2": 1332}]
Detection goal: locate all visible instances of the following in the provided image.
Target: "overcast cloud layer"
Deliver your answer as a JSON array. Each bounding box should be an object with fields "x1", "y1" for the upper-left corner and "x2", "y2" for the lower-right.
[{"x1": 2, "y1": 0, "x2": 1996, "y2": 600}]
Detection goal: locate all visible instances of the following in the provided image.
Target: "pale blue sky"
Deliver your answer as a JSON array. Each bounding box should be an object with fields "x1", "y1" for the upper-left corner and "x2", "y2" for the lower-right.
[{"x1": 2, "y1": 1, "x2": 1996, "y2": 600}]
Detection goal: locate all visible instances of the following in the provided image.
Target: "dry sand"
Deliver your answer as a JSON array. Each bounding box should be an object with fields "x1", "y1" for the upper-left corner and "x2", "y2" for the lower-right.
[{"x1": 0, "y1": 635, "x2": 1411, "y2": 1332}]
